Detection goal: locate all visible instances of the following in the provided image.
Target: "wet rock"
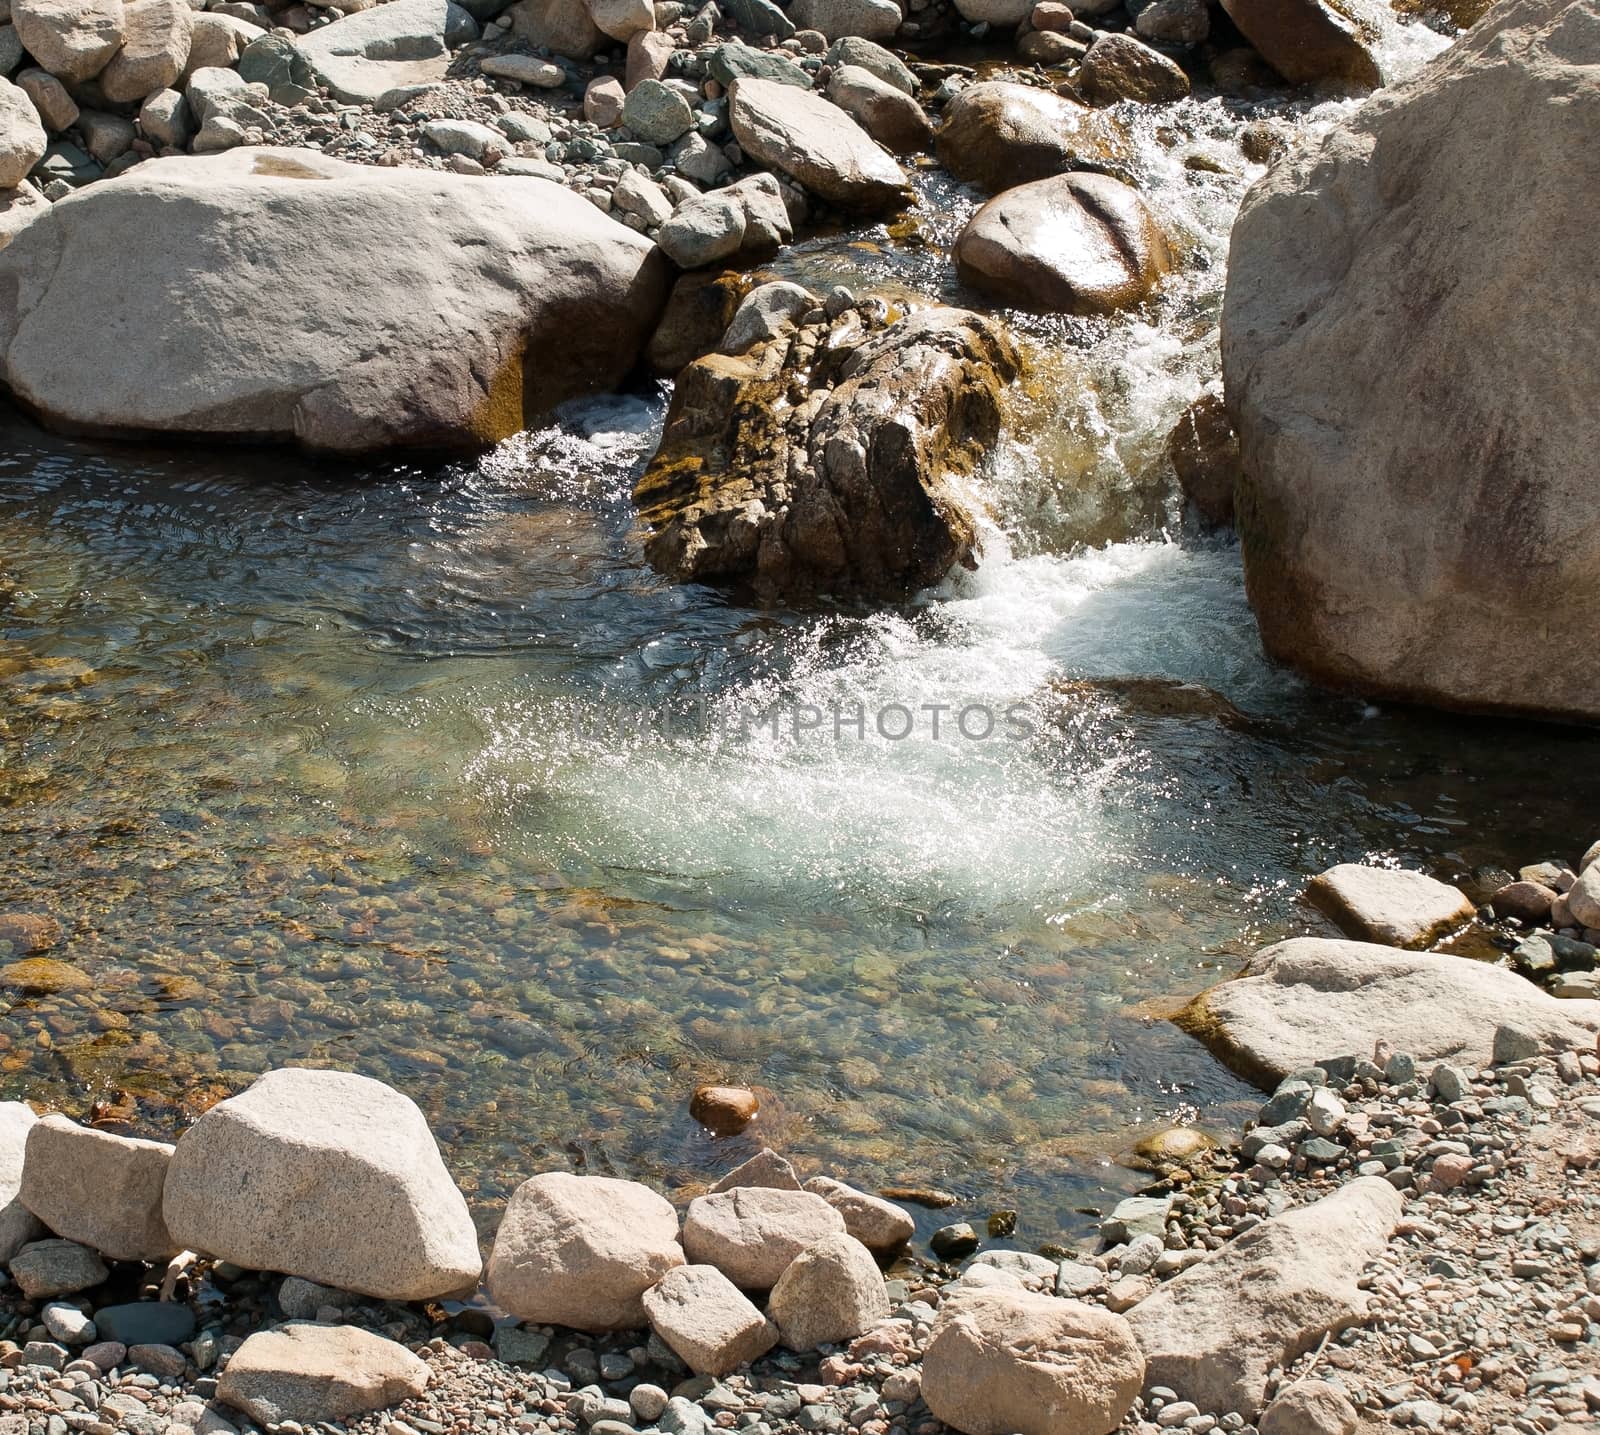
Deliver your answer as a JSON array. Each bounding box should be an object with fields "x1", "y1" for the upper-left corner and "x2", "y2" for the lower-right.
[
  {"x1": 789, "y1": 0, "x2": 899, "y2": 41},
  {"x1": 1127, "y1": 1178, "x2": 1401, "y2": 1417},
  {"x1": 163, "y1": 1067, "x2": 482, "y2": 1301},
  {"x1": 1077, "y1": 33, "x2": 1191, "y2": 105},
  {"x1": 642, "y1": 1264, "x2": 779, "y2": 1376},
  {"x1": 649, "y1": 270, "x2": 753, "y2": 376},
  {"x1": 935, "y1": 81, "x2": 1130, "y2": 193},
  {"x1": 802, "y1": 1176, "x2": 914, "y2": 1254},
  {"x1": 1129, "y1": 1126, "x2": 1215, "y2": 1172},
  {"x1": 486, "y1": 1172, "x2": 685, "y2": 1331},
  {"x1": 1136, "y1": 0, "x2": 1208, "y2": 45},
  {"x1": 100, "y1": 0, "x2": 192, "y2": 105},
  {"x1": 721, "y1": 280, "x2": 816, "y2": 354},
  {"x1": 0, "y1": 1102, "x2": 43, "y2": 1263},
  {"x1": 728, "y1": 75, "x2": 908, "y2": 213},
  {"x1": 1219, "y1": 0, "x2": 1393, "y2": 89},
  {"x1": 1177, "y1": 937, "x2": 1600, "y2": 1088},
  {"x1": 0, "y1": 75, "x2": 44, "y2": 189},
  {"x1": 8, "y1": 1238, "x2": 108, "y2": 1299},
  {"x1": 922, "y1": 1288, "x2": 1144, "y2": 1435},
  {"x1": 930, "y1": 1222, "x2": 978, "y2": 1259},
  {"x1": 1259, "y1": 1380, "x2": 1359, "y2": 1435},
  {"x1": 1165, "y1": 393, "x2": 1238, "y2": 527},
  {"x1": 21, "y1": 1114, "x2": 177, "y2": 1263},
  {"x1": 300, "y1": 0, "x2": 477, "y2": 104},
  {"x1": 12, "y1": 0, "x2": 124, "y2": 85},
  {"x1": 1306, "y1": 863, "x2": 1475, "y2": 949},
  {"x1": 1223, "y1": 0, "x2": 1600, "y2": 720},
  {"x1": 216, "y1": 1323, "x2": 429, "y2": 1426},
  {"x1": 711, "y1": 1148, "x2": 802, "y2": 1193},
  {"x1": 0, "y1": 910, "x2": 62, "y2": 953},
  {"x1": 955, "y1": 171, "x2": 1171, "y2": 316},
  {"x1": 682, "y1": 1186, "x2": 846, "y2": 1289},
  {"x1": 767, "y1": 1234, "x2": 889, "y2": 1350},
  {"x1": 1493, "y1": 878, "x2": 1558, "y2": 925},
  {"x1": 634, "y1": 304, "x2": 1018, "y2": 600},
  {"x1": 825, "y1": 64, "x2": 931, "y2": 153},
  {"x1": 690, "y1": 1083, "x2": 761, "y2": 1135},
  {"x1": 0, "y1": 148, "x2": 667, "y2": 454}
]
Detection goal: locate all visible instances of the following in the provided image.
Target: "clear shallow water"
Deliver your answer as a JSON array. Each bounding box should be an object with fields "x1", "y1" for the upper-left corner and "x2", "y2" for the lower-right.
[{"x1": 6, "y1": 30, "x2": 1594, "y2": 1249}]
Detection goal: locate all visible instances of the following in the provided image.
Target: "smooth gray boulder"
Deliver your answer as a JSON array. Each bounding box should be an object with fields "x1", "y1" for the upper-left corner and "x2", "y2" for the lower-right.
[
  {"x1": 1222, "y1": 0, "x2": 1600, "y2": 721},
  {"x1": 298, "y1": 0, "x2": 477, "y2": 105},
  {"x1": 728, "y1": 76, "x2": 908, "y2": 213},
  {"x1": 1304, "y1": 863, "x2": 1476, "y2": 948},
  {"x1": 1178, "y1": 937, "x2": 1600, "y2": 1087},
  {"x1": 20, "y1": 1116, "x2": 177, "y2": 1264},
  {"x1": 163, "y1": 1067, "x2": 482, "y2": 1302},
  {"x1": 0, "y1": 148, "x2": 667, "y2": 454},
  {"x1": 1126, "y1": 1179, "x2": 1402, "y2": 1417}
]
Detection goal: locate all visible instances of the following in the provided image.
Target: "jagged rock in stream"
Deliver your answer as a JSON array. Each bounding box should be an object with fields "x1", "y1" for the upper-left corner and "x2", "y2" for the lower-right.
[
  {"x1": 633, "y1": 302, "x2": 1019, "y2": 600},
  {"x1": 163, "y1": 1068, "x2": 482, "y2": 1301},
  {"x1": 1125, "y1": 1177, "x2": 1402, "y2": 1417},
  {"x1": 0, "y1": 148, "x2": 667, "y2": 454},
  {"x1": 1165, "y1": 392, "x2": 1238, "y2": 527},
  {"x1": 1222, "y1": 0, "x2": 1600, "y2": 721},
  {"x1": 921, "y1": 1287, "x2": 1144, "y2": 1435},
  {"x1": 1219, "y1": 0, "x2": 1399, "y2": 90},
  {"x1": 935, "y1": 82, "x2": 1131, "y2": 193},
  {"x1": 1177, "y1": 937, "x2": 1600, "y2": 1087},
  {"x1": 1304, "y1": 862, "x2": 1475, "y2": 948},
  {"x1": 955, "y1": 172, "x2": 1172, "y2": 316}
]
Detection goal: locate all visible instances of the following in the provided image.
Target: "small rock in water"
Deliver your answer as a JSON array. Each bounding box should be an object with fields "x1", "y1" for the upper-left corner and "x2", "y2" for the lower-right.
[
  {"x1": 689, "y1": 1084, "x2": 760, "y2": 1136},
  {"x1": 929, "y1": 1222, "x2": 979, "y2": 1260}
]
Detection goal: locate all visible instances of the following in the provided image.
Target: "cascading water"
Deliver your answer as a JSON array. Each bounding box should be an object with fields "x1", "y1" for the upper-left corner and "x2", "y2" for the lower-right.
[{"x1": 10, "y1": 19, "x2": 1583, "y2": 1244}]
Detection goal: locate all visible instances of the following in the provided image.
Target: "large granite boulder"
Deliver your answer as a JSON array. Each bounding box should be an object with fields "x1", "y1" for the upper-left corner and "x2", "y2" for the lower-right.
[
  {"x1": 0, "y1": 148, "x2": 667, "y2": 455},
  {"x1": 0, "y1": 76, "x2": 45, "y2": 189},
  {"x1": 955, "y1": 172, "x2": 1172, "y2": 315},
  {"x1": 767, "y1": 1233, "x2": 889, "y2": 1351},
  {"x1": 728, "y1": 76, "x2": 909, "y2": 213},
  {"x1": 1177, "y1": 937, "x2": 1600, "y2": 1087},
  {"x1": 634, "y1": 302, "x2": 1019, "y2": 600},
  {"x1": 1126, "y1": 1178, "x2": 1402, "y2": 1417},
  {"x1": 99, "y1": 0, "x2": 192, "y2": 104},
  {"x1": 20, "y1": 1116, "x2": 177, "y2": 1263},
  {"x1": 163, "y1": 1068, "x2": 482, "y2": 1302},
  {"x1": 217, "y1": 1324, "x2": 430, "y2": 1426},
  {"x1": 643, "y1": 1264, "x2": 780, "y2": 1376},
  {"x1": 1222, "y1": 0, "x2": 1600, "y2": 721},
  {"x1": 298, "y1": 0, "x2": 477, "y2": 105},
  {"x1": 922, "y1": 1287, "x2": 1144, "y2": 1435},
  {"x1": 486, "y1": 1173, "x2": 685, "y2": 1331},
  {"x1": 681, "y1": 1187, "x2": 846, "y2": 1290},
  {"x1": 935, "y1": 81, "x2": 1130, "y2": 193}
]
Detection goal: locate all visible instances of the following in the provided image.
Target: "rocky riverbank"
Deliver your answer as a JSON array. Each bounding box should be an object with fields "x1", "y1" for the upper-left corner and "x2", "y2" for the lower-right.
[{"x1": 5, "y1": 843, "x2": 1600, "y2": 1435}]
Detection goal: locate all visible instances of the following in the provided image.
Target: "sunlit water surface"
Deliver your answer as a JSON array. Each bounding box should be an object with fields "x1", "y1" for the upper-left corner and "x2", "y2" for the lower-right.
[{"x1": 4, "y1": 27, "x2": 1594, "y2": 1248}]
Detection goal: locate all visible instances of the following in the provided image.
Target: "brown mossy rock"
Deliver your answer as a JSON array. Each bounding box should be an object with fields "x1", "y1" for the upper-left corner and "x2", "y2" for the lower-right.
[
  {"x1": 649, "y1": 271, "x2": 754, "y2": 379},
  {"x1": 936, "y1": 81, "x2": 1132, "y2": 193},
  {"x1": 635, "y1": 303, "x2": 1020, "y2": 601},
  {"x1": 1219, "y1": 0, "x2": 1394, "y2": 90}
]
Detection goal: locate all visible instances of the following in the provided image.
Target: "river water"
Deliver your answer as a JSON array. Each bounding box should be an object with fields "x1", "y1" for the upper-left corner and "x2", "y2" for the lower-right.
[{"x1": 3, "y1": 29, "x2": 1597, "y2": 1248}]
